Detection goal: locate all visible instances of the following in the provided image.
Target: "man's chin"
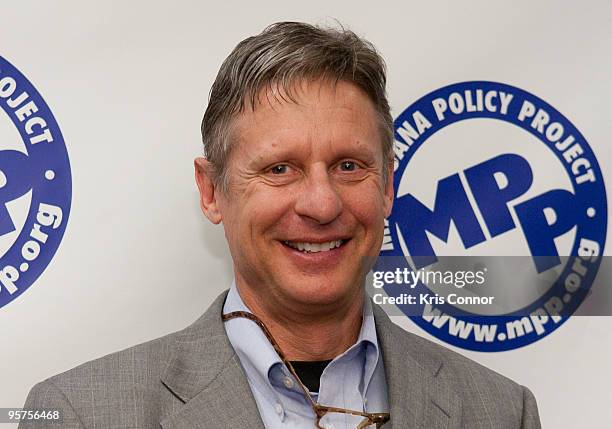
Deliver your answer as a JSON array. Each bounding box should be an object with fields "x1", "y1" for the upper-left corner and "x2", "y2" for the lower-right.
[{"x1": 278, "y1": 279, "x2": 361, "y2": 309}]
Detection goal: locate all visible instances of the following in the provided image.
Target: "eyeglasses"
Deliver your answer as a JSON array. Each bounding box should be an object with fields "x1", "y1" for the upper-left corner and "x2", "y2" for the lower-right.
[{"x1": 222, "y1": 311, "x2": 390, "y2": 429}]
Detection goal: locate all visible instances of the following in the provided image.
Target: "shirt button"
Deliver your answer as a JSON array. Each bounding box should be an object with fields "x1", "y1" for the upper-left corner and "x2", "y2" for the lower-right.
[
  {"x1": 274, "y1": 403, "x2": 283, "y2": 415},
  {"x1": 283, "y1": 376, "x2": 294, "y2": 388}
]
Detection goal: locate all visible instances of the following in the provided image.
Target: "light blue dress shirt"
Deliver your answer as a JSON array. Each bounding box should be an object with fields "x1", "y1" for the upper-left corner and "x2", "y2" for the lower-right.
[{"x1": 223, "y1": 282, "x2": 389, "y2": 429}]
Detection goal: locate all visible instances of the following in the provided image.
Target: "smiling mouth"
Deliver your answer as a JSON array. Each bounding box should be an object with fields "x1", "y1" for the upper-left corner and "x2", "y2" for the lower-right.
[{"x1": 282, "y1": 239, "x2": 347, "y2": 253}]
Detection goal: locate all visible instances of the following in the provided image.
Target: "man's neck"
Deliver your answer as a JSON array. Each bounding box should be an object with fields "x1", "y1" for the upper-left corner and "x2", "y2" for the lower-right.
[{"x1": 235, "y1": 283, "x2": 364, "y2": 361}]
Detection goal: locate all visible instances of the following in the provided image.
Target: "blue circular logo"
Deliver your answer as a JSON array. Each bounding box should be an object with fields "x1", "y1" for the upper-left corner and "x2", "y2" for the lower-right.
[
  {"x1": 378, "y1": 81, "x2": 606, "y2": 351},
  {"x1": 0, "y1": 56, "x2": 71, "y2": 309}
]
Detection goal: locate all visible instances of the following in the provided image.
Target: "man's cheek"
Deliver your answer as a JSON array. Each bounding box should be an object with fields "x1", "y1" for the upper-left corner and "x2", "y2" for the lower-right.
[{"x1": 345, "y1": 195, "x2": 386, "y2": 223}]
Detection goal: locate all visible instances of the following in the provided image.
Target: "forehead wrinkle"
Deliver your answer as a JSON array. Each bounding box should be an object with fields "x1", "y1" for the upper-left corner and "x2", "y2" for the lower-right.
[
  {"x1": 238, "y1": 79, "x2": 375, "y2": 133},
  {"x1": 231, "y1": 79, "x2": 381, "y2": 167}
]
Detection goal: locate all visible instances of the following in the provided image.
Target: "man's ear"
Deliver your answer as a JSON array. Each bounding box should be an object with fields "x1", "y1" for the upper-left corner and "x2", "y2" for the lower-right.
[
  {"x1": 194, "y1": 157, "x2": 223, "y2": 224},
  {"x1": 383, "y1": 158, "x2": 394, "y2": 218}
]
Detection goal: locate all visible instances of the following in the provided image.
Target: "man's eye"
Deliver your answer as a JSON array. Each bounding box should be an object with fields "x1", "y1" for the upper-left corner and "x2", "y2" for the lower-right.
[
  {"x1": 270, "y1": 164, "x2": 289, "y2": 174},
  {"x1": 339, "y1": 161, "x2": 358, "y2": 171}
]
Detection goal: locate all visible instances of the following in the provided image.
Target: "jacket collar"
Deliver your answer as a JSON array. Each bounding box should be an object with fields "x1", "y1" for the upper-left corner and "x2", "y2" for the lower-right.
[
  {"x1": 160, "y1": 291, "x2": 265, "y2": 429},
  {"x1": 373, "y1": 304, "x2": 461, "y2": 429},
  {"x1": 160, "y1": 290, "x2": 460, "y2": 429}
]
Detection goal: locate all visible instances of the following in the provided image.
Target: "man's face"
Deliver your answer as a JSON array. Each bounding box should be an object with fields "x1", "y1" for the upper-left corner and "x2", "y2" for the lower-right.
[{"x1": 197, "y1": 79, "x2": 393, "y2": 311}]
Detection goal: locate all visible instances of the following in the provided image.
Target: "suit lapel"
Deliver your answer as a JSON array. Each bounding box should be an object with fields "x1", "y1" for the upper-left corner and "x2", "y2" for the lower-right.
[
  {"x1": 373, "y1": 304, "x2": 462, "y2": 429},
  {"x1": 160, "y1": 291, "x2": 265, "y2": 429},
  {"x1": 159, "y1": 291, "x2": 462, "y2": 428}
]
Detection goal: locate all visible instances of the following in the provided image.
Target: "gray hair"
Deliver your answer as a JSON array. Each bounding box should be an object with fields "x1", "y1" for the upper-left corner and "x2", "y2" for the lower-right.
[{"x1": 201, "y1": 21, "x2": 394, "y2": 192}]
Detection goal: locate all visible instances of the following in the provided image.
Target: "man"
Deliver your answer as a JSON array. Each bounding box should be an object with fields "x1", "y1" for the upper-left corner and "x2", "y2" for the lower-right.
[{"x1": 21, "y1": 22, "x2": 541, "y2": 428}]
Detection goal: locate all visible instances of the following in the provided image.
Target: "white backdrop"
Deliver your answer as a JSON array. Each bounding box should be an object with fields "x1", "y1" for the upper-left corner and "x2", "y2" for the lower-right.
[{"x1": 1, "y1": 1, "x2": 611, "y2": 427}]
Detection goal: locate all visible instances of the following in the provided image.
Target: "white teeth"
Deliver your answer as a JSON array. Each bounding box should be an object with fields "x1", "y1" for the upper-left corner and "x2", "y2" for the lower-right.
[{"x1": 284, "y1": 240, "x2": 344, "y2": 253}]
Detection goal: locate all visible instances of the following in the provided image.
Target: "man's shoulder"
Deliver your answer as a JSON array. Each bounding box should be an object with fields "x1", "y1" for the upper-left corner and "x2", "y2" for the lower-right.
[
  {"x1": 33, "y1": 292, "x2": 229, "y2": 390},
  {"x1": 402, "y1": 324, "x2": 519, "y2": 386},
  {"x1": 374, "y1": 304, "x2": 523, "y2": 390},
  {"x1": 48, "y1": 329, "x2": 179, "y2": 390},
  {"x1": 414, "y1": 334, "x2": 540, "y2": 426},
  {"x1": 20, "y1": 329, "x2": 187, "y2": 429},
  {"x1": 374, "y1": 306, "x2": 541, "y2": 427},
  {"x1": 21, "y1": 292, "x2": 231, "y2": 428}
]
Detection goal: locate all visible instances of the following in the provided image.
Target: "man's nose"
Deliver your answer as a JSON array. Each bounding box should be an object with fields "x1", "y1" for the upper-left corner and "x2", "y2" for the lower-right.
[{"x1": 294, "y1": 168, "x2": 343, "y2": 224}]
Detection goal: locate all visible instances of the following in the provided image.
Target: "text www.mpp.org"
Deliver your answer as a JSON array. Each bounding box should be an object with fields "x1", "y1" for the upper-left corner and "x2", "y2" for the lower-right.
[{"x1": 422, "y1": 304, "x2": 562, "y2": 342}]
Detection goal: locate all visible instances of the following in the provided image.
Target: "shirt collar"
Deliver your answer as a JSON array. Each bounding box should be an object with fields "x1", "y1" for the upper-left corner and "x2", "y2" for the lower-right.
[
  {"x1": 322, "y1": 291, "x2": 379, "y2": 398},
  {"x1": 223, "y1": 282, "x2": 283, "y2": 406},
  {"x1": 223, "y1": 281, "x2": 381, "y2": 397}
]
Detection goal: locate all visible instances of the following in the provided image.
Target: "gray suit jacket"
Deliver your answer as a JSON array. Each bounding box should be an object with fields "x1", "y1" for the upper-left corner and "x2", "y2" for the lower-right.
[{"x1": 21, "y1": 291, "x2": 541, "y2": 428}]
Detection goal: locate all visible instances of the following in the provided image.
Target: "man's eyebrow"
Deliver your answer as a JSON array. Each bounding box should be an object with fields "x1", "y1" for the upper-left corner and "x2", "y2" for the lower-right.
[
  {"x1": 243, "y1": 146, "x2": 299, "y2": 168},
  {"x1": 330, "y1": 140, "x2": 380, "y2": 156}
]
